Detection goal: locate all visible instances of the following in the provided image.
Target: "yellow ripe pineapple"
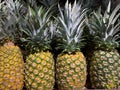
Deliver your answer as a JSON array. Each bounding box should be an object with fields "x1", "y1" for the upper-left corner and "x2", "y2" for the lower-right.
[
  {"x1": 0, "y1": 43, "x2": 24, "y2": 90},
  {"x1": 20, "y1": 5, "x2": 55, "y2": 90},
  {"x1": 86, "y1": 0, "x2": 120, "y2": 89},
  {"x1": 56, "y1": 0, "x2": 87, "y2": 90},
  {"x1": 0, "y1": 0, "x2": 24, "y2": 90}
]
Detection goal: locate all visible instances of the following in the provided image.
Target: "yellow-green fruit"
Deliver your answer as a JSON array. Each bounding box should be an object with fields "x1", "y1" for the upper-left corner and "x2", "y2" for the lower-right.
[
  {"x1": 56, "y1": 52, "x2": 87, "y2": 90},
  {"x1": 0, "y1": 43, "x2": 24, "y2": 90},
  {"x1": 25, "y1": 51, "x2": 55, "y2": 90},
  {"x1": 90, "y1": 50, "x2": 120, "y2": 89}
]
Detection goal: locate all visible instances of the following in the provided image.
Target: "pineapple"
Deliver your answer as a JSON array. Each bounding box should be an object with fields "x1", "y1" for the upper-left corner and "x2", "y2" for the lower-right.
[
  {"x1": 86, "y1": 0, "x2": 120, "y2": 89},
  {"x1": 0, "y1": 0, "x2": 24, "y2": 90},
  {"x1": 56, "y1": 1, "x2": 87, "y2": 90},
  {"x1": 20, "y1": 5, "x2": 55, "y2": 90}
]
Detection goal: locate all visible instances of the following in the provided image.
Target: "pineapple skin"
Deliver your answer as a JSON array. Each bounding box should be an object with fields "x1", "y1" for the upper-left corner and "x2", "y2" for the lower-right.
[
  {"x1": 25, "y1": 51, "x2": 55, "y2": 90},
  {"x1": 90, "y1": 50, "x2": 120, "y2": 89},
  {"x1": 0, "y1": 44, "x2": 24, "y2": 90},
  {"x1": 56, "y1": 52, "x2": 87, "y2": 90}
]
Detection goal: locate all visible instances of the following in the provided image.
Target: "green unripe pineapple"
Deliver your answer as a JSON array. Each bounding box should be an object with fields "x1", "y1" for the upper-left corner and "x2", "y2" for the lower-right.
[
  {"x1": 90, "y1": 50, "x2": 120, "y2": 88},
  {"x1": 86, "y1": 0, "x2": 120, "y2": 89}
]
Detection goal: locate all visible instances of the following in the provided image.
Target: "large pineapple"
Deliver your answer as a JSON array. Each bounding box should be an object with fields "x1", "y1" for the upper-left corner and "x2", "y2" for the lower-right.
[
  {"x1": 0, "y1": 0, "x2": 24, "y2": 89},
  {"x1": 56, "y1": 1, "x2": 87, "y2": 90},
  {"x1": 86, "y1": 0, "x2": 120, "y2": 89},
  {"x1": 20, "y1": 5, "x2": 55, "y2": 90}
]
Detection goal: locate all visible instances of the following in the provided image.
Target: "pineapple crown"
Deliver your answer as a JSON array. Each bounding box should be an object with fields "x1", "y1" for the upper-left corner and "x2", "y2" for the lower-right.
[
  {"x1": 86, "y1": 0, "x2": 120, "y2": 51},
  {"x1": 39, "y1": 0, "x2": 59, "y2": 16},
  {"x1": 0, "y1": 0, "x2": 25, "y2": 45},
  {"x1": 56, "y1": 0, "x2": 87, "y2": 53},
  {"x1": 20, "y1": 5, "x2": 55, "y2": 53}
]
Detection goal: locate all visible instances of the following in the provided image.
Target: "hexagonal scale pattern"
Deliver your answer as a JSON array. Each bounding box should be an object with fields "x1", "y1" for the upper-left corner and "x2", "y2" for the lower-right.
[
  {"x1": 25, "y1": 51, "x2": 55, "y2": 90},
  {"x1": 56, "y1": 52, "x2": 87, "y2": 90},
  {"x1": 0, "y1": 45, "x2": 24, "y2": 90},
  {"x1": 90, "y1": 50, "x2": 120, "y2": 89}
]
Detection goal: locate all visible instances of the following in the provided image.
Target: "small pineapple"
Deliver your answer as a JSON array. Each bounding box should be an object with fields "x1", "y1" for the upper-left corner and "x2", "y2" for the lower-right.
[
  {"x1": 0, "y1": 0, "x2": 24, "y2": 90},
  {"x1": 56, "y1": 1, "x2": 87, "y2": 90},
  {"x1": 20, "y1": 5, "x2": 55, "y2": 90},
  {"x1": 86, "y1": 0, "x2": 120, "y2": 89}
]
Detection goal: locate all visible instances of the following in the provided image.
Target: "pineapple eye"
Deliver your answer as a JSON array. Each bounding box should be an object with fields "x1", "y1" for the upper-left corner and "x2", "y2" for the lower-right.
[
  {"x1": 30, "y1": 74, "x2": 34, "y2": 79},
  {"x1": 70, "y1": 63, "x2": 75, "y2": 68},
  {"x1": 32, "y1": 62, "x2": 37, "y2": 67},
  {"x1": 75, "y1": 60, "x2": 80, "y2": 65},
  {"x1": 4, "y1": 74, "x2": 10, "y2": 80},
  {"x1": 28, "y1": 67, "x2": 33, "y2": 72},
  {"x1": 9, "y1": 60, "x2": 14, "y2": 64},
  {"x1": 41, "y1": 61, "x2": 46, "y2": 66},
  {"x1": 10, "y1": 71, "x2": 15, "y2": 75},
  {"x1": 37, "y1": 65, "x2": 42, "y2": 70},
  {"x1": 39, "y1": 73, "x2": 44, "y2": 78},
  {"x1": 35, "y1": 77, "x2": 40, "y2": 82},
  {"x1": 75, "y1": 67, "x2": 80, "y2": 72},
  {"x1": 33, "y1": 70, "x2": 39, "y2": 75},
  {"x1": 43, "y1": 68, "x2": 48, "y2": 73},
  {"x1": 5, "y1": 64, "x2": 10, "y2": 68},
  {"x1": 32, "y1": 82, "x2": 37, "y2": 88},
  {"x1": 42, "y1": 81, "x2": 47, "y2": 85},
  {"x1": 10, "y1": 77, "x2": 15, "y2": 82},
  {"x1": 36, "y1": 58, "x2": 41, "y2": 63},
  {"x1": 45, "y1": 75, "x2": 49, "y2": 80}
]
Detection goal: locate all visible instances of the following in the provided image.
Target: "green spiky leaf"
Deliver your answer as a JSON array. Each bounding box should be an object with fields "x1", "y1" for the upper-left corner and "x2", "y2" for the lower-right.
[
  {"x1": 56, "y1": 0, "x2": 87, "y2": 53},
  {"x1": 20, "y1": 6, "x2": 55, "y2": 53},
  {"x1": 0, "y1": 0, "x2": 25, "y2": 44},
  {"x1": 86, "y1": 0, "x2": 120, "y2": 50}
]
